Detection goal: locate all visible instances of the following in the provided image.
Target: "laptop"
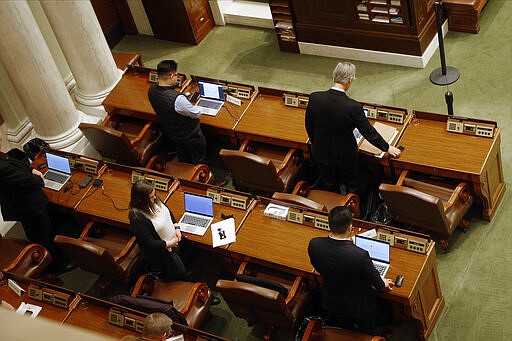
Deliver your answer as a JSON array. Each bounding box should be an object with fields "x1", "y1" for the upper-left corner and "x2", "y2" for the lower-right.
[
  {"x1": 178, "y1": 192, "x2": 214, "y2": 236},
  {"x1": 354, "y1": 235, "x2": 390, "y2": 277},
  {"x1": 195, "y1": 81, "x2": 225, "y2": 116},
  {"x1": 43, "y1": 152, "x2": 72, "y2": 191}
]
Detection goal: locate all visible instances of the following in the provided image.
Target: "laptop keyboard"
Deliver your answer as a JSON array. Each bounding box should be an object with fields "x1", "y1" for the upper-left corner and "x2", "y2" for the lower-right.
[
  {"x1": 45, "y1": 171, "x2": 68, "y2": 183},
  {"x1": 181, "y1": 214, "x2": 210, "y2": 228},
  {"x1": 198, "y1": 98, "x2": 223, "y2": 109},
  {"x1": 373, "y1": 262, "x2": 388, "y2": 277}
]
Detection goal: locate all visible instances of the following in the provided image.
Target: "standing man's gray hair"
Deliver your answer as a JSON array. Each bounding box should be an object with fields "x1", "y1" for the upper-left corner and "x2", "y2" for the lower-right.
[{"x1": 333, "y1": 62, "x2": 357, "y2": 84}]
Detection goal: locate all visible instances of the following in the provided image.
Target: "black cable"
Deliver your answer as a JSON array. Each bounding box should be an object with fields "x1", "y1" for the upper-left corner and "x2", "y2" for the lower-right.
[{"x1": 101, "y1": 186, "x2": 129, "y2": 211}]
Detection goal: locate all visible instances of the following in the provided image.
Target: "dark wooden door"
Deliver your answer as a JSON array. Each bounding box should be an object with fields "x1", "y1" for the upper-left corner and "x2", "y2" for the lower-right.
[{"x1": 91, "y1": 0, "x2": 137, "y2": 48}]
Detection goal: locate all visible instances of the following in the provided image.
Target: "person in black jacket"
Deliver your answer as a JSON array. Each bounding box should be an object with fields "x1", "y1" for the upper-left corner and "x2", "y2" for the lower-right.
[
  {"x1": 148, "y1": 60, "x2": 206, "y2": 164},
  {"x1": 308, "y1": 206, "x2": 394, "y2": 335},
  {"x1": 129, "y1": 179, "x2": 187, "y2": 280},
  {"x1": 0, "y1": 142, "x2": 62, "y2": 265},
  {"x1": 305, "y1": 61, "x2": 401, "y2": 197}
]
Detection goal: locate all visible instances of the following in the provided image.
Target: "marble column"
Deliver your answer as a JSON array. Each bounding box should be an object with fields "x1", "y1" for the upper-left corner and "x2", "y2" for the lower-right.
[
  {"x1": 40, "y1": 0, "x2": 123, "y2": 109},
  {"x1": 0, "y1": 1, "x2": 82, "y2": 149}
]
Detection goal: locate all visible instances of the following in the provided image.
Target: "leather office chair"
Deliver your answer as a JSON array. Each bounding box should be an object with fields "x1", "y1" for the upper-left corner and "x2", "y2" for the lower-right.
[
  {"x1": 131, "y1": 274, "x2": 213, "y2": 329},
  {"x1": 112, "y1": 52, "x2": 144, "y2": 72},
  {"x1": 272, "y1": 180, "x2": 361, "y2": 217},
  {"x1": 216, "y1": 261, "x2": 311, "y2": 340},
  {"x1": 379, "y1": 170, "x2": 473, "y2": 251},
  {"x1": 219, "y1": 140, "x2": 303, "y2": 194},
  {"x1": 54, "y1": 221, "x2": 143, "y2": 292},
  {"x1": 301, "y1": 318, "x2": 385, "y2": 341},
  {"x1": 145, "y1": 154, "x2": 214, "y2": 184},
  {"x1": 0, "y1": 235, "x2": 52, "y2": 278},
  {"x1": 79, "y1": 113, "x2": 162, "y2": 166}
]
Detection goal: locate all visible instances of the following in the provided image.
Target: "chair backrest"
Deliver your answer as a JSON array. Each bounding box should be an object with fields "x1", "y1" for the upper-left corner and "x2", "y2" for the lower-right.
[
  {"x1": 219, "y1": 149, "x2": 284, "y2": 193},
  {"x1": 379, "y1": 184, "x2": 449, "y2": 232},
  {"x1": 79, "y1": 123, "x2": 142, "y2": 166},
  {"x1": 216, "y1": 279, "x2": 294, "y2": 328},
  {"x1": 54, "y1": 235, "x2": 124, "y2": 279},
  {"x1": 272, "y1": 192, "x2": 326, "y2": 211}
]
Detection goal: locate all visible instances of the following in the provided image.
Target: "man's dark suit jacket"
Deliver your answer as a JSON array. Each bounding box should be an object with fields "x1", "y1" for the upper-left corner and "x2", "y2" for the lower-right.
[
  {"x1": 305, "y1": 89, "x2": 389, "y2": 165},
  {"x1": 0, "y1": 156, "x2": 48, "y2": 221},
  {"x1": 308, "y1": 237, "x2": 385, "y2": 319}
]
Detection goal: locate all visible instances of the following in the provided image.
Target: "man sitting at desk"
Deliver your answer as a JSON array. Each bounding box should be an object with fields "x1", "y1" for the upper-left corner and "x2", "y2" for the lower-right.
[
  {"x1": 305, "y1": 61, "x2": 401, "y2": 213},
  {"x1": 308, "y1": 206, "x2": 394, "y2": 335},
  {"x1": 148, "y1": 60, "x2": 206, "y2": 164}
]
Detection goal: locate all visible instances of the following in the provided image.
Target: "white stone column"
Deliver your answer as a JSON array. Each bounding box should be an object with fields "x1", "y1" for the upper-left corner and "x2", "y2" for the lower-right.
[
  {"x1": 0, "y1": 1, "x2": 82, "y2": 149},
  {"x1": 40, "y1": 0, "x2": 123, "y2": 109}
]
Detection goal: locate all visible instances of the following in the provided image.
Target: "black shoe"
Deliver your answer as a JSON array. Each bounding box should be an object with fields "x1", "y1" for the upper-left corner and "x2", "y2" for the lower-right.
[{"x1": 211, "y1": 296, "x2": 221, "y2": 306}]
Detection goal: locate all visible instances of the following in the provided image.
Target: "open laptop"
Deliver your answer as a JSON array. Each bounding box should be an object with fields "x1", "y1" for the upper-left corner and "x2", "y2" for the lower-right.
[
  {"x1": 354, "y1": 235, "x2": 390, "y2": 277},
  {"x1": 43, "y1": 152, "x2": 72, "y2": 191},
  {"x1": 178, "y1": 192, "x2": 214, "y2": 236},
  {"x1": 195, "y1": 81, "x2": 225, "y2": 116}
]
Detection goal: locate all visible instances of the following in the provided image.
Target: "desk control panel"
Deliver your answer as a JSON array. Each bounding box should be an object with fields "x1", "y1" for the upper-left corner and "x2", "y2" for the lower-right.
[
  {"x1": 377, "y1": 228, "x2": 429, "y2": 254},
  {"x1": 282, "y1": 207, "x2": 330, "y2": 231},
  {"x1": 227, "y1": 84, "x2": 252, "y2": 99},
  {"x1": 131, "y1": 171, "x2": 171, "y2": 192},
  {"x1": 68, "y1": 156, "x2": 100, "y2": 175},
  {"x1": 284, "y1": 92, "x2": 309, "y2": 108},
  {"x1": 363, "y1": 104, "x2": 406, "y2": 124},
  {"x1": 28, "y1": 284, "x2": 72, "y2": 309},
  {"x1": 109, "y1": 308, "x2": 144, "y2": 333},
  {"x1": 207, "y1": 189, "x2": 250, "y2": 210},
  {"x1": 446, "y1": 116, "x2": 496, "y2": 138}
]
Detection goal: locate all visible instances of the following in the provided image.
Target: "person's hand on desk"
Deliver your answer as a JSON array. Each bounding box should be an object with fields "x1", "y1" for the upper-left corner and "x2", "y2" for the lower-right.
[
  {"x1": 32, "y1": 168, "x2": 44, "y2": 181},
  {"x1": 387, "y1": 145, "x2": 402, "y2": 158},
  {"x1": 0, "y1": 299, "x2": 15, "y2": 311},
  {"x1": 383, "y1": 278, "x2": 394, "y2": 291}
]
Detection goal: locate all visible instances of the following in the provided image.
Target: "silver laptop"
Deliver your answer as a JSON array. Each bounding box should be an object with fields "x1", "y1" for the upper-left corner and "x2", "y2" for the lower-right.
[
  {"x1": 195, "y1": 81, "x2": 225, "y2": 116},
  {"x1": 43, "y1": 152, "x2": 72, "y2": 191},
  {"x1": 178, "y1": 192, "x2": 214, "y2": 236},
  {"x1": 354, "y1": 235, "x2": 390, "y2": 277}
]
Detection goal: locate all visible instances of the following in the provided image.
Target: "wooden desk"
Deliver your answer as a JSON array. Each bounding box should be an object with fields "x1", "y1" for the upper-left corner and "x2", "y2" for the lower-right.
[
  {"x1": 228, "y1": 197, "x2": 329, "y2": 275},
  {"x1": 112, "y1": 52, "x2": 143, "y2": 72},
  {"x1": 0, "y1": 273, "x2": 78, "y2": 323},
  {"x1": 165, "y1": 180, "x2": 254, "y2": 249},
  {"x1": 391, "y1": 111, "x2": 505, "y2": 221},
  {"x1": 75, "y1": 163, "x2": 175, "y2": 228},
  {"x1": 234, "y1": 87, "x2": 309, "y2": 152},
  {"x1": 32, "y1": 151, "x2": 104, "y2": 210}
]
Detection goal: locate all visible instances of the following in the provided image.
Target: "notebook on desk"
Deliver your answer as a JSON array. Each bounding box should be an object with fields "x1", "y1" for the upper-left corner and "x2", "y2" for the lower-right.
[
  {"x1": 178, "y1": 192, "x2": 214, "y2": 236},
  {"x1": 43, "y1": 152, "x2": 71, "y2": 191},
  {"x1": 357, "y1": 121, "x2": 398, "y2": 158},
  {"x1": 354, "y1": 235, "x2": 390, "y2": 278},
  {"x1": 195, "y1": 81, "x2": 225, "y2": 116}
]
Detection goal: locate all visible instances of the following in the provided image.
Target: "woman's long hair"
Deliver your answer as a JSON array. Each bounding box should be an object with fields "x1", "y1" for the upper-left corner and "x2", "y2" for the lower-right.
[{"x1": 129, "y1": 179, "x2": 159, "y2": 215}]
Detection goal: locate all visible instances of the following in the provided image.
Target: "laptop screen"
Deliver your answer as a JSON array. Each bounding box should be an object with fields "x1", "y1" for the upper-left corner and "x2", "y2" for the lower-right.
[
  {"x1": 198, "y1": 81, "x2": 224, "y2": 101},
  {"x1": 184, "y1": 192, "x2": 214, "y2": 217},
  {"x1": 46, "y1": 152, "x2": 71, "y2": 174},
  {"x1": 354, "y1": 235, "x2": 390, "y2": 263}
]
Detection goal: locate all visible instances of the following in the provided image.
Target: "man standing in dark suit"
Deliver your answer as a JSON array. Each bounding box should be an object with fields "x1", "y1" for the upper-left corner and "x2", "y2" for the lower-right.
[
  {"x1": 308, "y1": 206, "x2": 394, "y2": 334},
  {"x1": 305, "y1": 61, "x2": 401, "y2": 198}
]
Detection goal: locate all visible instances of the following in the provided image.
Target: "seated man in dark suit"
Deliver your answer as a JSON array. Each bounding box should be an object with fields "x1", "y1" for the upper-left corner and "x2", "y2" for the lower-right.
[{"x1": 308, "y1": 206, "x2": 394, "y2": 335}]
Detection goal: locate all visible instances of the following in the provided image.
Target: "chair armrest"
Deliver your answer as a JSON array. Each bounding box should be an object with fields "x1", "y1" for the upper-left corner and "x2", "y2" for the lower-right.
[
  {"x1": 239, "y1": 139, "x2": 251, "y2": 152},
  {"x1": 396, "y1": 169, "x2": 410, "y2": 186},
  {"x1": 114, "y1": 236, "x2": 137, "y2": 262},
  {"x1": 101, "y1": 112, "x2": 115, "y2": 127},
  {"x1": 79, "y1": 221, "x2": 96, "y2": 240},
  {"x1": 301, "y1": 319, "x2": 322, "y2": 341},
  {"x1": 191, "y1": 164, "x2": 213, "y2": 183},
  {"x1": 236, "y1": 261, "x2": 249, "y2": 276},
  {"x1": 180, "y1": 282, "x2": 211, "y2": 315},
  {"x1": 285, "y1": 275, "x2": 303, "y2": 306},
  {"x1": 131, "y1": 274, "x2": 156, "y2": 297},
  {"x1": 131, "y1": 121, "x2": 157, "y2": 146},
  {"x1": 276, "y1": 148, "x2": 300, "y2": 175},
  {"x1": 342, "y1": 193, "x2": 360, "y2": 218},
  {"x1": 145, "y1": 154, "x2": 165, "y2": 170},
  {"x1": 292, "y1": 180, "x2": 310, "y2": 197},
  {"x1": 444, "y1": 182, "x2": 471, "y2": 211},
  {"x1": 3, "y1": 243, "x2": 52, "y2": 276}
]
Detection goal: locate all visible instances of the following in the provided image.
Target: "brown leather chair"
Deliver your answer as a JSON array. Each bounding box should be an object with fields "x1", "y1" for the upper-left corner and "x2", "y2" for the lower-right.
[
  {"x1": 216, "y1": 261, "x2": 311, "y2": 340},
  {"x1": 79, "y1": 113, "x2": 162, "y2": 166},
  {"x1": 219, "y1": 140, "x2": 303, "y2": 194},
  {"x1": 131, "y1": 274, "x2": 213, "y2": 329},
  {"x1": 272, "y1": 180, "x2": 361, "y2": 217},
  {"x1": 54, "y1": 221, "x2": 143, "y2": 291},
  {"x1": 145, "y1": 154, "x2": 214, "y2": 184},
  {"x1": 112, "y1": 52, "x2": 144, "y2": 72},
  {"x1": 301, "y1": 319, "x2": 385, "y2": 341},
  {"x1": 379, "y1": 170, "x2": 473, "y2": 251},
  {"x1": 0, "y1": 235, "x2": 52, "y2": 278}
]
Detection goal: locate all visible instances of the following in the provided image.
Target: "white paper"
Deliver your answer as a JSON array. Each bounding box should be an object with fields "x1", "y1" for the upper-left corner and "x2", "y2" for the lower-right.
[
  {"x1": 211, "y1": 218, "x2": 236, "y2": 248},
  {"x1": 16, "y1": 302, "x2": 42, "y2": 318},
  {"x1": 226, "y1": 94, "x2": 242, "y2": 106},
  {"x1": 166, "y1": 335, "x2": 184, "y2": 341},
  {"x1": 8, "y1": 279, "x2": 25, "y2": 296}
]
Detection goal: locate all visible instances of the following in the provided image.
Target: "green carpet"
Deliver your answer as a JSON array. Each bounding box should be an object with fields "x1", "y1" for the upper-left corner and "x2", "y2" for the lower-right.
[{"x1": 110, "y1": 1, "x2": 510, "y2": 340}]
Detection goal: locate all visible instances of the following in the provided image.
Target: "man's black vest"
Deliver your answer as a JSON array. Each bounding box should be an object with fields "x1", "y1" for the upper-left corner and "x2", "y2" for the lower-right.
[{"x1": 148, "y1": 84, "x2": 200, "y2": 139}]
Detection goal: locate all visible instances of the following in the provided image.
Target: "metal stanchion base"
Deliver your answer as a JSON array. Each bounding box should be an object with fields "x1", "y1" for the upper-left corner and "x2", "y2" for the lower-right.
[{"x1": 429, "y1": 66, "x2": 460, "y2": 86}]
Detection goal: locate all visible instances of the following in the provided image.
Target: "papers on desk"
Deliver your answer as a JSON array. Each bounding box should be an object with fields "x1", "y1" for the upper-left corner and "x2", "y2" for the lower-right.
[
  {"x1": 263, "y1": 203, "x2": 289, "y2": 220},
  {"x1": 16, "y1": 302, "x2": 42, "y2": 318},
  {"x1": 166, "y1": 335, "x2": 185, "y2": 341},
  {"x1": 358, "y1": 121, "x2": 398, "y2": 158},
  {"x1": 211, "y1": 218, "x2": 236, "y2": 248}
]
